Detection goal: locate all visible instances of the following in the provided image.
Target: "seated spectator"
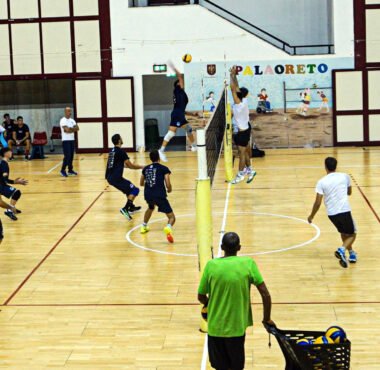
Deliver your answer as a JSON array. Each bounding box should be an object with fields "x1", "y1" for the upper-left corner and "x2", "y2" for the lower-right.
[
  {"x1": 2, "y1": 114, "x2": 16, "y2": 152},
  {"x1": 12, "y1": 116, "x2": 31, "y2": 161}
]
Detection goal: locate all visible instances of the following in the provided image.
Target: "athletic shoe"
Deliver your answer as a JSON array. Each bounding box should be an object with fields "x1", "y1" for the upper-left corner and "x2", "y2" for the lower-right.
[
  {"x1": 4, "y1": 210, "x2": 17, "y2": 221},
  {"x1": 15, "y1": 209, "x2": 21, "y2": 214},
  {"x1": 348, "y1": 250, "x2": 357, "y2": 263},
  {"x1": 60, "y1": 171, "x2": 68, "y2": 178},
  {"x1": 128, "y1": 205, "x2": 141, "y2": 214},
  {"x1": 191, "y1": 145, "x2": 197, "y2": 152},
  {"x1": 247, "y1": 170, "x2": 257, "y2": 184},
  {"x1": 9, "y1": 157, "x2": 14, "y2": 162},
  {"x1": 24, "y1": 155, "x2": 30, "y2": 161},
  {"x1": 231, "y1": 174, "x2": 245, "y2": 184},
  {"x1": 68, "y1": 171, "x2": 78, "y2": 176},
  {"x1": 335, "y1": 247, "x2": 348, "y2": 268},
  {"x1": 140, "y1": 226, "x2": 150, "y2": 234},
  {"x1": 164, "y1": 226, "x2": 174, "y2": 243},
  {"x1": 159, "y1": 150, "x2": 168, "y2": 163},
  {"x1": 120, "y1": 207, "x2": 132, "y2": 220}
]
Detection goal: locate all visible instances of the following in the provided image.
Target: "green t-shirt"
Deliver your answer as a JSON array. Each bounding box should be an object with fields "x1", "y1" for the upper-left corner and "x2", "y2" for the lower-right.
[{"x1": 198, "y1": 256, "x2": 263, "y2": 337}]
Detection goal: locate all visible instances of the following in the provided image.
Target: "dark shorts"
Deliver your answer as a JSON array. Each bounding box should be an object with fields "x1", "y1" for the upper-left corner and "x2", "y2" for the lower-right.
[
  {"x1": 108, "y1": 178, "x2": 138, "y2": 196},
  {"x1": 208, "y1": 334, "x2": 245, "y2": 370},
  {"x1": 234, "y1": 124, "x2": 251, "y2": 147},
  {"x1": 170, "y1": 111, "x2": 188, "y2": 127},
  {"x1": 0, "y1": 184, "x2": 17, "y2": 199},
  {"x1": 0, "y1": 219, "x2": 3, "y2": 239},
  {"x1": 328, "y1": 211, "x2": 357, "y2": 234},
  {"x1": 146, "y1": 198, "x2": 173, "y2": 214}
]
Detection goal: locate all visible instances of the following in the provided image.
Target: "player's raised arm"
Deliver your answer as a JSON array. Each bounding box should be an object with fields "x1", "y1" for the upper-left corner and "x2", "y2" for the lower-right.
[
  {"x1": 164, "y1": 173, "x2": 172, "y2": 193},
  {"x1": 230, "y1": 66, "x2": 241, "y2": 104},
  {"x1": 124, "y1": 159, "x2": 144, "y2": 170},
  {"x1": 168, "y1": 61, "x2": 184, "y2": 89}
]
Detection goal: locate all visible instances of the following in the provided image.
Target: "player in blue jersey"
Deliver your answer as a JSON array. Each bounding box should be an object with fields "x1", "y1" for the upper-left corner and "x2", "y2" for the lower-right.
[
  {"x1": 105, "y1": 134, "x2": 144, "y2": 220},
  {"x1": 140, "y1": 149, "x2": 175, "y2": 243},
  {"x1": 159, "y1": 61, "x2": 198, "y2": 162}
]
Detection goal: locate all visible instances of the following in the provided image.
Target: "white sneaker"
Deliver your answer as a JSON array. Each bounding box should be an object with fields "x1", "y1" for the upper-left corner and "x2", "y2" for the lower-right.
[
  {"x1": 159, "y1": 150, "x2": 168, "y2": 162},
  {"x1": 191, "y1": 145, "x2": 197, "y2": 152},
  {"x1": 231, "y1": 174, "x2": 245, "y2": 184}
]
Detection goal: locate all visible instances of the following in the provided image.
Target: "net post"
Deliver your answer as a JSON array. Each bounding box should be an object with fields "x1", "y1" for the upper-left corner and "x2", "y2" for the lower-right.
[
  {"x1": 196, "y1": 128, "x2": 213, "y2": 333},
  {"x1": 224, "y1": 94, "x2": 234, "y2": 182}
]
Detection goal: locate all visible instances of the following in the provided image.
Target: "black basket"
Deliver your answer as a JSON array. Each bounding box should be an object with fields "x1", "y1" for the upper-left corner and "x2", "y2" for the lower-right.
[{"x1": 268, "y1": 327, "x2": 351, "y2": 370}]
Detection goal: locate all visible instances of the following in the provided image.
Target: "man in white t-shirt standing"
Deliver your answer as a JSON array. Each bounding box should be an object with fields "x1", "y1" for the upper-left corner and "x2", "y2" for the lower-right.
[
  {"x1": 60, "y1": 107, "x2": 79, "y2": 178},
  {"x1": 229, "y1": 66, "x2": 256, "y2": 184},
  {"x1": 308, "y1": 157, "x2": 357, "y2": 268}
]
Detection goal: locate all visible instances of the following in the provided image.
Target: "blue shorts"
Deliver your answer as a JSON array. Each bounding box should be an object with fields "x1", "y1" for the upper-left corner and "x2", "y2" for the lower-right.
[
  {"x1": 146, "y1": 198, "x2": 173, "y2": 214},
  {"x1": 108, "y1": 178, "x2": 139, "y2": 196},
  {"x1": 0, "y1": 184, "x2": 17, "y2": 199}
]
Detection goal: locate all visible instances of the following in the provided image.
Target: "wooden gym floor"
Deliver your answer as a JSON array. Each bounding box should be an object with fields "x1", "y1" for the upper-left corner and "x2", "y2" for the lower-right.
[{"x1": 0, "y1": 147, "x2": 379, "y2": 369}]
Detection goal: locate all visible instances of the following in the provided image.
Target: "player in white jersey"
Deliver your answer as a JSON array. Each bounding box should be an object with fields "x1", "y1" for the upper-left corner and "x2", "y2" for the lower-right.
[
  {"x1": 308, "y1": 157, "x2": 357, "y2": 268},
  {"x1": 229, "y1": 66, "x2": 256, "y2": 184}
]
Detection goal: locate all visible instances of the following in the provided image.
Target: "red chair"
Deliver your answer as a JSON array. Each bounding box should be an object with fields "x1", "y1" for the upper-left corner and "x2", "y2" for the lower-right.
[
  {"x1": 31, "y1": 131, "x2": 48, "y2": 159},
  {"x1": 50, "y1": 126, "x2": 61, "y2": 152}
]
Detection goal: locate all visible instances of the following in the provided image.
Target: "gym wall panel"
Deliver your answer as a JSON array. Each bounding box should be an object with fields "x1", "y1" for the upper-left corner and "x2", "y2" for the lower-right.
[
  {"x1": 73, "y1": 0, "x2": 99, "y2": 16},
  {"x1": 337, "y1": 115, "x2": 364, "y2": 142},
  {"x1": 0, "y1": 0, "x2": 7, "y2": 19},
  {"x1": 107, "y1": 122, "x2": 134, "y2": 148},
  {"x1": 369, "y1": 115, "x2": 380, "y2": 141},
  {"x1": 106, "y1": 80, "x2": 133, "y2": 118},
  {"x1": 75, "y1": 80, "x2": 102, "y2": 118},
  {"x1": 366, "y1": 0, "x2": 380, "y2": 4},
  {"x1": 40, "y1": 0, "x2": 70, "y2": 18},
  {"x1": 12, "y1": 23, "x2": 41, "y2": 75},
  {"x1": 74, "y1": 21, "x2": 101, "y2": 73},
  {"x1": 335, "y1": 71, "x2": 363, "y2": 111},
  {"x1": 368, "y1": 70, "x2": 380, "y2": 110},
  {"x1": 366, "y1": 9, "x2": 380, "y2": 63},
  {"x1": 42, "y1": 22, "x2": 72, "y2": 74},
  {"x1": 77, "y1": 122, "x2": 103, "y2": 149},
  {"x1": 0, "y1": 25, "x2": 11, "y2": 75},
  {"x1": 10, "y1": 0, "x2": 38, "y2": 19}
]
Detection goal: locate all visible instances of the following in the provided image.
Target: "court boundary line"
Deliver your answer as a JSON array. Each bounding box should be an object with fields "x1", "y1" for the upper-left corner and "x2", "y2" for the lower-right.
[
  {"x1": 46, "y1": 161, "x2": 63, "y2": 173},
  {"x1": 3, "y1": 191, "x2": 104, "y2": 306},
  {"x1": 350, "y1": 174, "x2": 380, "y2": 223},
  {"x1": 3, "y1": 301, "x2": 380, "y2": 307}
]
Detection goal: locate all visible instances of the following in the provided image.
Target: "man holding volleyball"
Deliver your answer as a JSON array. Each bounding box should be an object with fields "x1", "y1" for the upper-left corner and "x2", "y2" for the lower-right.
[{"x1": 159, "y1": 61, "x2": 198, "y2": 162}]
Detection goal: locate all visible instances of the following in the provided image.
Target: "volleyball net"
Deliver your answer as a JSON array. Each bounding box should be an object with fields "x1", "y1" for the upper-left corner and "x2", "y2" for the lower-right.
[{"x1": 195, "y1": 86, "x2": 233, "y2": 332}]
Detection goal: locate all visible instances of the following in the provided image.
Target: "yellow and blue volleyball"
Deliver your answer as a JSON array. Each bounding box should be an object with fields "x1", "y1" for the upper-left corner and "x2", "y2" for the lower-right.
[
  {"x1": 182, "y1": 54, "x2": 192, "y2": 63},
  {"x1": 314, "y1": 335, "x2": 334, "y2": 345},
  {"x1": 201, "y1": 304, "x2": 207, "y2": 321},
  {"x1": 326, "y1": 326, "x2": 346, "y2": 343},
  {"x1": 296, "y1": 338, "x2": 313, "y2": 345}
]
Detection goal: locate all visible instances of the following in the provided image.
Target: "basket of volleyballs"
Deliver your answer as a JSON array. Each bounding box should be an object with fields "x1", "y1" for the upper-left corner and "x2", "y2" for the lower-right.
[{"x1": 182, "y1": 54, "x2": 192, "y2": 63}]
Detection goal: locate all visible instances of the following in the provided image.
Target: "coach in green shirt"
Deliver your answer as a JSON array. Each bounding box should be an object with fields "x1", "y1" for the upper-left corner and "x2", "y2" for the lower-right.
[{"x1": 198, "y1": 232, "x2": 275, "y2": 370}]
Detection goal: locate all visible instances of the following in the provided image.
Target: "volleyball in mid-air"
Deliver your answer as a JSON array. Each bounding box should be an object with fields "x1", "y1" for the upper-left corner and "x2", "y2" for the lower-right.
[{"x1": 182, "y1": 54, "x2": 192, "y2": 63}]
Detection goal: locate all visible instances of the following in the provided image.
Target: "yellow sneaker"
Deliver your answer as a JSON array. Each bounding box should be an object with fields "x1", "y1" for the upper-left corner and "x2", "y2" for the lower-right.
[
  {"x1": 163, "y1": 226, "x2": 174, "y2": 243},
  {"x1": 140, "y1": 226, "x2": 150, "y2": 234}
]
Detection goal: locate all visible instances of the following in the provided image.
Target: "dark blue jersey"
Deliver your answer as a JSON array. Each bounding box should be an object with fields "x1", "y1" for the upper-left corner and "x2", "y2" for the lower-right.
[
  {"x1": 0, "y1": 160, "x2": 10, "y2": 188},
  {"x1": 171, "y1": 85, "x2": 188, "y2": 123},
  {"x1": 14, "y1": 124, "x2": 30, "y2": 141},
  {"x1": 143, "y1": 163, "x2": 171, "y2": 200},
  {"x1": 105, "y1": 146, "x2": 129, "y2": 182}
]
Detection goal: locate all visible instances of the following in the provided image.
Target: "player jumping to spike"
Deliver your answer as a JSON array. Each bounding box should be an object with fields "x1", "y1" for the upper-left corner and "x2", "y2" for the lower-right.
[
  {"x1": 106, "y1": 134, "x2": 144, "y2": 220},
  {"x1": 159, "y1": 61, "x2": 198, "y2": 162},
  {"x1": 140, "y1": 149, "x2": 175, "y2": 243},
  {"x1": 230, "y1": 65, "x2": 256, "y2": 184}
]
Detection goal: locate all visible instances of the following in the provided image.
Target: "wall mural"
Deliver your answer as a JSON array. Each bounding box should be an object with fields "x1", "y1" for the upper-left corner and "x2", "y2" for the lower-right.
[{"x1": 184, "y1": 58, "x2": 354, "y2": 148}]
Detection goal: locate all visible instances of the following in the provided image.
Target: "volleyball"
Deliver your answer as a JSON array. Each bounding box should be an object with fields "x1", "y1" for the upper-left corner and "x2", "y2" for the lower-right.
[
  {"x1": 296, "y1": 338, "x2": 313, "y2": 345},
  {"x1": 326, "y1": 326, "x2": 346, "y2": 343},
  {"x1": 314, "y1": 335, "x2": 334, "y2": 345},
  {"x1": 201, "y1": 304, "x2": 208, "y2": 321},
  {"x1": 182, "y1": 54, "x2": 192, "y2": 63}
]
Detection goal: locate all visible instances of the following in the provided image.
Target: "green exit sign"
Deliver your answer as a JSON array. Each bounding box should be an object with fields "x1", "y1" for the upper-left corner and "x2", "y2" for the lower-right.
[{"x1": 153, "y1": 64, "x2": 167, "y2": 73}]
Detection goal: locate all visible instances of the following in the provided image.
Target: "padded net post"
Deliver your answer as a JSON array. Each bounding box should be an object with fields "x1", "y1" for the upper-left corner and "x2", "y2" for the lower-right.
[{"x1": 224, "y1": 101, "x2": 234, "y2": 182}]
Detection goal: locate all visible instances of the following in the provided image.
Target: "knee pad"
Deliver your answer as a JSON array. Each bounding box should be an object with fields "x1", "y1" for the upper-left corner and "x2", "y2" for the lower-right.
[
  {"x1": 186, "y1": 124, "x2": 193, "y2": 135},
  {"x1": 164, "y1": 130, "x2": 175, "y2": 142},
  {"x1": 130, "y1": 186, "x2": 139, "y2": 197},
  {"x1": 11, "y1": 189, "x2": 21, "y2": 201}
]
